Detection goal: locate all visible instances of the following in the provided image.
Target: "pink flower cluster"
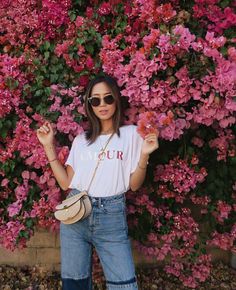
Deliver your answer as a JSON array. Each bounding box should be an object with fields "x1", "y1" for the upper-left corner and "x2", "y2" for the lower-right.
[
  {"x1": 129, "y1": 1, "x2": 177, "y2": 27},
  {"x1": 0, "y1": 220, "x2": 27, "y2": 251},
  {"x1": 0, "y1": 0, "x2": 39, "y2": 46},
  {"x1": 209, "y1": 128, "x2": 235, "y2": 161},
  {"x1": 49, "y1": 85, "x2": 85, "y2": 140},
  {"x1": 154, "y1": 157, "x2": 207, "y2": 202},
  {"x1": 193, "y1": 0, "x2": 236, "y2": 34},
  {"x1": 212, "y1": 200, "x2": 232, "y2": 224},
  {"x1": 100, "y1": 9, "x2": 236, "y2": 135},
  {"x1": 129, "y1": 193, "x2": 210, "y2": 287},
  {"x1": 7, "y1": 179, "x2": 30, "y2": 218},
  {"x1": 137, "y1": 111, "x2": 159, "y2": 138},
  {"x1": 55, "y1": 42, "x2": 95, "y2": 74},
  {"x1": 165, "y1": 254, "x2": 212, "y2": 288},
  {"x1": 38, "y1": 0, "x2": 72, "y2": 39},
  {"x1": 207, "y1": 226, "x2": 236, "y2": 252},
  {"x1": 30, "y1": 197, "x2": 58, "y2": 231},
  {"x1": 0, "y1": 54, "x2": 27, "y2": 117},
  {"x1": 54, "y1": 17, "x2": 98, "y2": 76},
  {"x1": 190, "y1": 194, "x2": 211, "y2": 207}
]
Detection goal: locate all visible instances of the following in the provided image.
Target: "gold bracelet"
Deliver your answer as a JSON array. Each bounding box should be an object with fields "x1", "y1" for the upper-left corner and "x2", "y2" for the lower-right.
[
  {"x1": 138, "y1": 161, "x2": 148, "y2": 170},
  {"x1": 48, "y1": 158, "x2": 58, "y2": 163},
  {"x1": 44, "y1": 144, "x2": 54, "y2": 150}
]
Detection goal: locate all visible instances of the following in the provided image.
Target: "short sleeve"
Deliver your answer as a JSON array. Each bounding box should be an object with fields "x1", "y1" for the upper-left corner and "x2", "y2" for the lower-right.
[
  {"x1": 65, "y1": 135, "x2": 81, "y2": 171},
  {"x1": 130, "y1": 126, "x2": 143, "y2": 174}
]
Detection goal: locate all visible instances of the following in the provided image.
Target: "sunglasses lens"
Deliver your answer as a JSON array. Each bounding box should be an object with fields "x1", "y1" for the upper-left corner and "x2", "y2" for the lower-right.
[
  {"x1": 104, "y1": 95, "x2": 115, "y2": 104},
  {"x1": 90, "y1": 97, "x2": 100, "y2": 107},
  {"x1": 89, "y1": 95, "x2": 115, "y2": 107}
]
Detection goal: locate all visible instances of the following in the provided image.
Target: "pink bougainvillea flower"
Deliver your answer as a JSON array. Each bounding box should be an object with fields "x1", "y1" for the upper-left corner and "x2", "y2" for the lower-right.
[
  {"x1": 1, "y1": 178, "x2": 9, "y2": 187},
  {"x1": 137, "y1": 111, "x2": 159, "y2": 138},
  {"x1": 75, "y1": 16, "x2": 84, "y2": 28},
  {"x1": 160, "y1": 110, "x2": 174, "y2": 126},
  {"x1": 58, "y1": 146, "x2": 69, "y2": 164},
  {"x1": 98, "y1": 2, "x2": 112, "y2": 16},
  {"x1": 7, "y1": 201, "x2": 22, "y2": 217}
]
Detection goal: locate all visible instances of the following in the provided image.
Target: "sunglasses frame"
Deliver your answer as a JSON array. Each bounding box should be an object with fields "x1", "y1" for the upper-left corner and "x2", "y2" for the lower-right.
[{"x1": 88, "y1": 94, "x2": 115, "y2": 107}]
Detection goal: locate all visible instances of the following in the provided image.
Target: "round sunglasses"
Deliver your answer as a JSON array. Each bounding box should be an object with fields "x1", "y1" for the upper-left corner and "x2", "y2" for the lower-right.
[{"x1": 88, "y1": 94, "x2": 115, "y2": 107}]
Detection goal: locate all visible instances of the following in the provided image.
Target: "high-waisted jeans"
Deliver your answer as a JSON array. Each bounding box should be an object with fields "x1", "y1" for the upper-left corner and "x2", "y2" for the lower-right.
[{"x1": 60, "y1": 190, "x2": 138, "y2": 290}]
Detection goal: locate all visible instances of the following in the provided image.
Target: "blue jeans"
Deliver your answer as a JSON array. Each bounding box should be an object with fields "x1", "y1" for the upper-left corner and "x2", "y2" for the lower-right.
[{"x1": 60, "y1": 191, "x2": 138, "y2": 290}]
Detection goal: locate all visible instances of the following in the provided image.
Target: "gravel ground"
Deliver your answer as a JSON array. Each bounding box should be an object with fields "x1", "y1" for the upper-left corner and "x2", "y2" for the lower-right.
[{"x1": 0, "y1": 262, "x2": 236, "y2": 290}]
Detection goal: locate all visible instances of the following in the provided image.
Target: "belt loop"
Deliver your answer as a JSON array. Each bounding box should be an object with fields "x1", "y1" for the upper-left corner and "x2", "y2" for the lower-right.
[{"x1": 98, "y1": 198, "x2": 101, "y2": 208}]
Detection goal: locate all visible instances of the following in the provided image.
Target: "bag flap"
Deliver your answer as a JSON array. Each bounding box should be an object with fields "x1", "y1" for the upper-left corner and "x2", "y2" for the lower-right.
[
  {"x1": 55, "y1": 191, "x2": 88, "y2": 210},
  {"x1": 54, "y1": 201, "x2": 85, "y2": 221}
]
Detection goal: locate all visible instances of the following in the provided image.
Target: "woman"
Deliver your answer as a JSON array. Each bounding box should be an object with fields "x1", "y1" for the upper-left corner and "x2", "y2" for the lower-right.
[{"x1": 36, "y1": 74, "x2": 159, "y2": 290}]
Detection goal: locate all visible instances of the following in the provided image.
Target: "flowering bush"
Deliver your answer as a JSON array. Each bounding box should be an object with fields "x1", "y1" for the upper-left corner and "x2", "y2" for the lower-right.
[{"x1": 0, "y1": 0, "x2": 235, "y2": 288}]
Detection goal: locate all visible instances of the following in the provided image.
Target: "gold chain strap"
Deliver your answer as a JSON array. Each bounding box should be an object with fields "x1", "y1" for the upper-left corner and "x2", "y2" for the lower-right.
[{"x1": 86, "y1": 133, "x2": 115, "y2": 192}]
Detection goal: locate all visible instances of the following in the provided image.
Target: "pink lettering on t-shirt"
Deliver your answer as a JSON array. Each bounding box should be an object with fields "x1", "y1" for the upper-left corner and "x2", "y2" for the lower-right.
[
  {"x1": 117, "y1": 151, "x2": 123, "y2": 160},
  {"x1": 107, "y1": 150, "x2": 115, "y2": 159},
  {"x1": 98, "y1": 150, "x2": 123, "y2": 161},
  {"x1": 98, "y1": 152, "x2": 106, "y2": 161}
]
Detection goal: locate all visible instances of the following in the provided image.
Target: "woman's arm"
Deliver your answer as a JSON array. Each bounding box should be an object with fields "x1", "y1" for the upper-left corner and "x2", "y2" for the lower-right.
[
  {"x1": 129, "y1": 132, "x2": 158, "y2": 191},
  {"x1": 36, "y1": 122, "x2": 74, "y2": 191},
  {"x1": 43, "y1": 144, "x2": 74, "y2": 190},
  {"x1": 129, "y1": 152, "x2": 149, "y2": 191}
]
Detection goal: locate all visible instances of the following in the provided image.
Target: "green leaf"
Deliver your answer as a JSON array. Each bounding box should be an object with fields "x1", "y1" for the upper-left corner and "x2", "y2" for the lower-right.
[
  {"x1": 69, "y1": 12, "x2": 77, "y2": 22},
  {"x1": 18, "y1": 230, "x2": 29, "y2": 239},
  {"x1": 33, "y1": 58, "x2": 40, "y2": 65},
  {"x1": 0, "y1": 128, "x2": 8, "y2": 138},
  {"x1": 201, "y1": 248, "x2": 207, "y2": 254},
  {"x1": 44, "y1": 51, "x2": 50, "y2": 60},
  {"x1": 219, "y1": 0, "x2": 230, "y2": 8},
  {"x1": 35, "y1": 89, "x2": 43, "y2": 97},
  {"x1": 44, "y1": 87, "x2": 51, "y2": 96},
  {"x1": 50, "y1": 74, "x2": 59, "y2": 82},
  {"x1": 85, "y1": 43, "x2": 94, "y2": 54},
  {"x1": 44, "y1": 41, "x2": 50, "y2": 51},
  {"x1": 25, "y1": 219, "x2": 34, "y2": 229},
  {"x1": 35, "y1": 75, "x2": 44, "y2": 84},
  {"x1": 187, "y1": 146, "x2": 194, "y2": 155},
  {"x1": 76, "y1": 37, "x2": 85, "y2": 45},
  {"x1": 220, "y1": 46, "x2": 228, "y2": 56}
]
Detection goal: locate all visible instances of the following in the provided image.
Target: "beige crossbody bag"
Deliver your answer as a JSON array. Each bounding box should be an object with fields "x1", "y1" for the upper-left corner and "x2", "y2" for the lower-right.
[{"x1": 54, "y1": 133, "x2": 114, "y2": 224}]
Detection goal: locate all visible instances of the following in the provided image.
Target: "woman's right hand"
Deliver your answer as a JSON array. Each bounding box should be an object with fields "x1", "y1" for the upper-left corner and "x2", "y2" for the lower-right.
[{"x1": 36, "y1": 121, "x2": 55, "y2": 146}]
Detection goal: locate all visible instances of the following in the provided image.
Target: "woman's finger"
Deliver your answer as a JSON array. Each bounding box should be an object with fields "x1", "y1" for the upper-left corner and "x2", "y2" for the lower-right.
[
  {"x1": 42, "y1": 125, "x2": 50, "y2": 132},
  {"x1": 144, "y1": 133, "x2": 159, "y2": 139},
  {"x1": 145, "y1": 136, "x2": 158, "y2": 141},
  {"x1": 37, "y1": 127, "x2": 48, "y2": 134},
  {"x1": 46, "y1": 122, "x2": 53, "y2": 130},
  {"x1": 37, "y1": 127, "x2": 44, "y2": 133}
]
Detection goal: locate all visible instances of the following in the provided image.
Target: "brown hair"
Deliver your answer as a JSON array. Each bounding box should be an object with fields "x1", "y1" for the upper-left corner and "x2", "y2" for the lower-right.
[{"x1": 84, "y1": 74, "x2": 125, "y2": 145}]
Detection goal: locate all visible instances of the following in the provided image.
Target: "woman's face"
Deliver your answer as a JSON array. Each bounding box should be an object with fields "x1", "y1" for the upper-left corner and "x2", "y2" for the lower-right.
[{"x1": 89, "y1": 81, "x2": 116, "y2": 122}]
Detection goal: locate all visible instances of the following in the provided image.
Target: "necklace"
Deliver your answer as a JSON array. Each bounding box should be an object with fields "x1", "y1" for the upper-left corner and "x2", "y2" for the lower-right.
[
  {"x1": 98, "y1": 135, "x2": 110, "y2": 152},
  {"x1": 98, "y1": 132, "x2": 114, "y2": 161},
  {"x1": 100, "y1": 127, "x2": 114, "y2": 135}
]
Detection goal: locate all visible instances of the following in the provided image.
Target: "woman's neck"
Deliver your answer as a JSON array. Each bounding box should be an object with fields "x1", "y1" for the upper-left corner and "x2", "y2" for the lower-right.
[{"x1": 100, "y1": 120, "x2": 114, "y2": 135}]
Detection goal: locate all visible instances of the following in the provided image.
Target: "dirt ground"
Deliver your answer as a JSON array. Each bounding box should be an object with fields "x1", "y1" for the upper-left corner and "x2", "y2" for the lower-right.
[{"x1": 0, "y1": 262, "x2": 236, "y2": 290}]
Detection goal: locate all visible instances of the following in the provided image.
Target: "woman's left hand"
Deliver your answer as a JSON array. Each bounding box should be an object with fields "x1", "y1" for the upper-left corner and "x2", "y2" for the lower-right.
[{"x1": 141, "y1": 133, "x2": 159, "y2": 155}]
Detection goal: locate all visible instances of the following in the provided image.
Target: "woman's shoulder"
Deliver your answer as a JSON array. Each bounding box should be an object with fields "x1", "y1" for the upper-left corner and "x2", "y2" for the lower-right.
[
  {"x1": 120, "y1": 125, "x2": 139, "y2": 139},
  {"x1": 72, "y1": 131, "x2": 86, "y2": 145},
  {"x1": 120, "y1": 124, "x2": 137, "y2": 133}
]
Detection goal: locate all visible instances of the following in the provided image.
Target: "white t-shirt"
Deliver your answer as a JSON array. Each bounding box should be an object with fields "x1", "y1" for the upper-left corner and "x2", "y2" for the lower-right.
[{"x1": 65, "y1": 125, "x2": 144, "y2": 197}]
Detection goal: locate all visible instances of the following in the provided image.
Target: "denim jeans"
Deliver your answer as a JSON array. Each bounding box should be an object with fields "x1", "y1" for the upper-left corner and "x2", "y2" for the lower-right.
[{"x1": 60, "y1": 191, "x2": 138, "y2": 290}]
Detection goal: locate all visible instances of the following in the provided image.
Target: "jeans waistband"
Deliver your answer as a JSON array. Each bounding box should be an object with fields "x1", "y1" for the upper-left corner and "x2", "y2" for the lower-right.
[{"x1": 89, "y1": 192, "x2": 125, "y2": 206}]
